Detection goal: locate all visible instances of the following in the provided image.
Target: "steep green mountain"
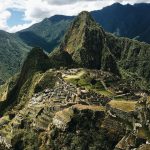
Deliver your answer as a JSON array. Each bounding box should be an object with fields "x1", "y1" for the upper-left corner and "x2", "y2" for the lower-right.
[
  {"x1": 0, "y1": 47, "x2": 51, "y2": 114},
  {"x1": 49, "y1": 11, "x2": 150, "y2": 84},
  {"x1": 1, "y1": 3, "x2": 150, "y2": 84},
  {"x1": 16, "y1": 3, "x2": 150, "y2": 54},
  {"x1": 16, "y1": 15, "x2": 73, "y2": 52},
  {"x1": 50, "y1": 11, "x2": 120, "y2": 75},
  {"x1": 1, "y1": 11, "x2": 150, "y2": 150},
  {"x1": 0, "y1": 30, "x2": 29, "y2": 83}
]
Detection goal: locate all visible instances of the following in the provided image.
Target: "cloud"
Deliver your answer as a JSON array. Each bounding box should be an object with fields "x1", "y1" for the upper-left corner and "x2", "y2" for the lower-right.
[
  {"x1": 8, "y1": 22, "x2": 35, "y2": 33},
  {"x1": 22, "y1": 0, "x2": 118, "y2": 22},
  {"x1": 0, "y1": 0, "x2": 26, "y2": 31},
  {"x1": 44, "y1": 0, "x2": 102, "y2": 5},
  {"x1": 0, "y1": 0, "x2": 150, "y2": 32},
  {"x1": 0, "y1": 10, "x2": 11, "y2": 31}
]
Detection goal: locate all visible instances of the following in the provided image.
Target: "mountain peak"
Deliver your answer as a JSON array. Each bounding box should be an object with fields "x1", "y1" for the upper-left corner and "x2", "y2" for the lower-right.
[
  {"x1": 111, "y1": 2, "x2": 122, "y2": 7},
  {"x1": 77, "y1": 11, "x2": 92, "y2": 19},
  {"x1": 50, "y1": 11, "x2": 120, "y2": 75},
  {"x1": 49, "y1": 11, "x2": 104, "y2": 69},
  {"x1": 73, "y1": 11, "x2": 96, "y2": 27},
  {"x1": 49, "y1": 15, "x2": 74, "y2": 23},
  {"x1": 59, "y1": 10, "x2": 104, "y2": 55}
]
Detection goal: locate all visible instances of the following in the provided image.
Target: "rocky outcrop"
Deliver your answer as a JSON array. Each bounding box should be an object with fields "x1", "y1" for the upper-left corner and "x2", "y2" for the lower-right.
[
  {"x1": 52, "y1": 107, "x2": 74, "y2": 131},
  {"x1": 49, "y1": 104, "x2": 122, "y2": 150},
  {"x1": 137, "y1": 144, "x2": 150, "y2": 150},
  {"x1": 106, "y1": 100, "x2": 137, "y2": 123},
  {"x1": 106, "y1": 95, "x2": 150, "y2": 150},
  {"x1": 52, "y1": 104, "x2": 105, "y2": 131}
]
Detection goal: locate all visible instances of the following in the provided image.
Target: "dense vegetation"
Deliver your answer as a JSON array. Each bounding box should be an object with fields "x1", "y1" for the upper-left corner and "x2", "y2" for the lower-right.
[
  {"x1": 16, "y1": 3, "x2": 150, "y2": 53},
  {"x1": 0, "y1": 31, "x2": 29, "y2": 83},
  {"x1": 92, "y1": 3, "x2": 150, "y2": 43},
  {"x1": 1, "y1": 10, "x2": 150, "y2": 149},
  {"x1": 16, "y1": 16, "x2": 73, "y2": 52},
  {"x1": 1, "y1": 3, "x2": 150, "y2": 83}
]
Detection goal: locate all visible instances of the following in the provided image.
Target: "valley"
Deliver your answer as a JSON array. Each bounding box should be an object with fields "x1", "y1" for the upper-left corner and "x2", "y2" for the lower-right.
[{"x1": 1, "y1": 3, "x2": 150, "y2": 84}]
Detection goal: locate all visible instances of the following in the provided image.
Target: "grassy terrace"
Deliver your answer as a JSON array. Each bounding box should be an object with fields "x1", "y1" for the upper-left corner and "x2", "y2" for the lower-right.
[
  {"x1": 137, "y1": 128, "x2": 149, "y2": 139},
  {"x1": 113, "y1": 97, "x2": 133, "y2": 101},
  {"x1": 63, "y1": 69, "x2": 137, "y2": 102},
  {"x1": 93, "y1": 89, "x2": 114, "y2": 97},
  {"x1": 55, "y1": 108, "x2": 74, "y2": 123},
  {"x1": 63, "y1": 70, "x2": 86, "y2": 80},
  {"x1": 0, "y1": 115, "x2": 10, "y2": 126},
  {"x1": 64, "y1": 69, "x2": 115, "y2": 97},
  {"x1": 73, "y1": 104, "x2": 105, "y2": 111},
  {"x1": 108, "y1": 100, "x2": 137, "y2": 112}
]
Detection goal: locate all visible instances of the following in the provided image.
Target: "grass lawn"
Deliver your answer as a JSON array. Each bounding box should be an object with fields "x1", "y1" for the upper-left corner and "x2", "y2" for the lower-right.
[
  {"x1": 64, "y1": 70, "x2": 117, "y2": 98},
  {"x1": 64, "y1": 70, "x2": 86, "y2": 80},
  {"x1": 108, "y1": 100, "x2": 137, "y2": 112}
]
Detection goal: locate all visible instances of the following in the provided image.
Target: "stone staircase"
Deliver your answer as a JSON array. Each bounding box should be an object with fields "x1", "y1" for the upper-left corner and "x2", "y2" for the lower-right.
[{"x1": 34, "y1": 107, "x2": 54, "y2": 131}]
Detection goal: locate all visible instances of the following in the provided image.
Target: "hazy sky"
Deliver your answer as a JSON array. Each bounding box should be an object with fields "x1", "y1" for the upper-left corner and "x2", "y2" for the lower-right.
[{"x1": 0, "y1": 0, "x2": 150, "y2": 32}]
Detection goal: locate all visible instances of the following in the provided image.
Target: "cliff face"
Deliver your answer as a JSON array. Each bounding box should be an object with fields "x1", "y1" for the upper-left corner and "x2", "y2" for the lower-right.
[
  {"x1": 60, "y1": 11, "x2": 105, "y2": 69},
  {"x1": 50, "y1": 11, "x2": 150, "y2": 81},
  {"x1": 50, "y1": 11, "x2": 120, "y2": 75}
]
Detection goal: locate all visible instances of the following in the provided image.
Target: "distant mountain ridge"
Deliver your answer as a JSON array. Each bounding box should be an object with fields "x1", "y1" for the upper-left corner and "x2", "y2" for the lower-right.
[
  {"x1": 1, "y1": 2, "x2": 150, "y2": 83},
  {"x1": 16, "y1": 2, "x2": 150, "y2": 53},
  {"x1": 0, "y1": 30, "x2": 29, "y2": 83},
  {"x1": 49, "y1": 11, "x2": 150, "y2": 83},
  {"x1": 91, "y1": 3, "x2": 150, "y2": 43}
]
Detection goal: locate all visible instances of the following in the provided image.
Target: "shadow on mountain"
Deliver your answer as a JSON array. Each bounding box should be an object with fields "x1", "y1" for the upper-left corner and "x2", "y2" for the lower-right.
[{"x1": 18, "y1": 31, "x2": 60, "y2": 52}]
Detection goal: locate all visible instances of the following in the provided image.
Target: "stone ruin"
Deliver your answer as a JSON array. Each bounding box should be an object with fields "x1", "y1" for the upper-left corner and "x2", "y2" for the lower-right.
[
  {"x1": 0, "y1": 69, "x2": 112, "y2": 149},
  {"x1": 109, "y1": 93, "x2": 150, "y2": 150},
  {"x1": 28, "y1": 75, "x2": 111, "y2": 110}
]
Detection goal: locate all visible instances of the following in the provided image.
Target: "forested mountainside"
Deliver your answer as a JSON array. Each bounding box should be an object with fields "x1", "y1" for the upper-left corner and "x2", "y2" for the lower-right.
[
  {"x1": 0, "y1": 30, "x2": 29, "y2": 83},
  {"x1": 1, "y1": 3, "x2": 150, "y2": 83},
  {"x1": 16, "y1": 3, "x2": 150, "y2": 53},
  {"x1": 0, "y1": 12, "x2": 150, "y2": 150}
]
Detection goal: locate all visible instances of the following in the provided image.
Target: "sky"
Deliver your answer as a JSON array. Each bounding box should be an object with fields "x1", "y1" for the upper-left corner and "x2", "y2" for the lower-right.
[{"x1": 0, "y1": 0, "x2": 150, "y2": 33}]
